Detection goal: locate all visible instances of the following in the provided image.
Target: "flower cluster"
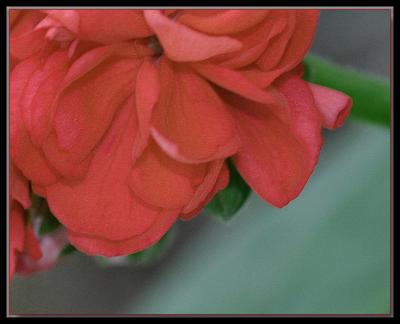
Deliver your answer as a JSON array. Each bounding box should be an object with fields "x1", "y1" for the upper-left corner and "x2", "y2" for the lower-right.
[{"x1": 10, "y1": 9, "x2": 352, "y2": 275}]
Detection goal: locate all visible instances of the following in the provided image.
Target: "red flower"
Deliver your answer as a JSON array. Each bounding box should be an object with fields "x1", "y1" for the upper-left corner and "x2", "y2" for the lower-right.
[
  {"x1": 9, "y1": 163, "x2": 42, "y2": 280},
  {"x1": 9, "y1": 9, "x2": 352, "y2": 257}
]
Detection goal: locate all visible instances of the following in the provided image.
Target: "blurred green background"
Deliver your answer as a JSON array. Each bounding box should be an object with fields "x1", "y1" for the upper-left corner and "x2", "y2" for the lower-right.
[{"x1": 10, "y1": 10, "x2": 391, "y2": 315}]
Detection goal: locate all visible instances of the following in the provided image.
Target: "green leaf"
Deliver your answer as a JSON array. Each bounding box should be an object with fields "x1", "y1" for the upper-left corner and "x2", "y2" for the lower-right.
[
  {"x1": 35, "y1": 199, "x2": 62, "y2": 235},
  {"x1": 126, "y1": 228, "x2": 175, "y2": 265},
  {"x1": 59, "y1": 244, "x2": 77, "y2": 257},
  {"x1": 303, "y1": 54, "x2": 390, "y2": 128},
  {"x1": 39, "y1": 211, "x2": 62, "y2": 235},
  {"x1": 205, "y1": 160, "x2": 251, "y2": 223}
]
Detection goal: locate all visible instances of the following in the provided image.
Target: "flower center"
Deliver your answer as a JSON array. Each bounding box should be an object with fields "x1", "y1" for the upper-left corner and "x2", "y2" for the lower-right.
[{"x1": 147, "y1": 36, "x2": 163, "y2": 57}]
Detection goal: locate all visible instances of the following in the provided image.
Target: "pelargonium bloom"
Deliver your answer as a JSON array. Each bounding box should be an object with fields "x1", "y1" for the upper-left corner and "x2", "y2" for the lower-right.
[{"x1": 9, "y1": 9, "x2": 352, "y2": 258}]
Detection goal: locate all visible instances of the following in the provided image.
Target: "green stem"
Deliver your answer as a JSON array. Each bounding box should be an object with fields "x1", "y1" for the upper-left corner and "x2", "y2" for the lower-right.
[{"x1": 303, "y1": 55, "x2": 390, "y2": 128}]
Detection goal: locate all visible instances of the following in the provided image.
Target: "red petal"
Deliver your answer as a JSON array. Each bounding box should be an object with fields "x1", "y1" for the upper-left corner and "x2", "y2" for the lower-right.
[
  {"x1": 47, "y1": 96, "x2": 164, "y2": 241},
  {"x1": 41, "y1": 135, "x2": 92, "y2": 180},
  {"x1": 10, "y1": 57, "x2": 59, "y2": 187},
  {"x1": 10, "y1": 202, "x2": 26, "y2": 254},
  {"x1": 132, "y1": 60, "x2": 160, "y2": 162},
  {"x1": 10, "y1": 10, "x2": 46, "y2": 60},
  {"x1": 181, "y1": 161, "x2": 230, "y2": 220},
  {"x1": 32, "y1": 184, "x2": 47, "y2": 198},
  {"x1": 40, "y1": 10, "x2": 79, "y2": 34},
  {"x1": 192, "y1": 62, "x2": 284, "y2": 105},
  {"x1": 10, "y1": 55, "x2": 19, "y2": 71},
  {"x1": 292, "y1": 63, "x2": 305, "y2": 77},
  {"x1": 259, "y1": 10, "x2": 319, "y2": 71},
  {"x1": 178, "y1": 10, "x2": 269, "y2": 35},
  {"x1": 10, "y1": 29, "x2": 46, "y2": 61},
  {"x1": 151, "y1": 59, "x2": 239, "y2": 163},
  {"x1": 129, "y1": 139, "x2": 207, "y2": 210},
  {"x1": 244, "y1": 10, "x2": 319, "y2": 88},
  {"x1": 67, "y1": 210, "x2": 179, "y2": 257},
  {"x1": 54, "y1": 58, "x2": 139, "y2": 157},
  {"x1": 229, "y1": 74, "x2": 323, "y2": 207},
  {"x1": 24, "y1": 225, "x2": 42, "y2": 261},
  {"x1": 256, "y1": 10, "x2": 296, "y2": 72},
  {"x1": 59, "y1": 43, "x2": 149, "y2": 96},
  {"x1": 47, "y1": 10, "x2": 153, "y2": 44},
  {"x1": 11, "y1": 10, "x2": 45, "y2": 36},
  {"x1": 213, "y1": 10, "x2": 288, "y2": 69},
  {"x1": 10, "y1": 162, "x2": 31, "y2": 209},
  {"x1": 37, "y1": 46, "x2": 141, "y2": 180},
  {"x1": 308, "y1": 83, "x2": 353, "y2": 130},
  {"x1": 21, "y1": 50, "x2": 70, "y2": 146},
  {"x1": 144, "y1": 10, "x2": 242, "y2": 62},
  {"x1": 183, "y1": 159, "x2": 225, "y2": 214},
  {"x1": 10, "y1": 202, "x2": 26, "y2": 280}
]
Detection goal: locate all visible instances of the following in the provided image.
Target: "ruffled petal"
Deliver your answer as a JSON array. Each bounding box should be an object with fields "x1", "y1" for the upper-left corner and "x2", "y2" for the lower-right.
[
  {"x1": 191, "y1": 62, "x2": 285, "y2": 105},
  {"x1": 10, "y1": 29, "x2": 46, "y2": 61},
  {"x1": 67, "y1": 210, "x2": 179, "y2": 257},
  {"x1": 41, "y1": 135, "x2": 92, "y2": 180},
  {"x1": 47, "y1": 10, "x2": 153, "y2": 44},
  {"x1": 207, "y1": 10, "x2": 288, "y2": 69},
  {"x1": 10, "y1": 202, "x2": 26, "y2": 279},
  {"x1": 47, "y1": 96, "x2": 165, "y2": 241},
  {"x1": 144, "y1": 10, "x2": 242, "y2": 62},
  {"x1": 129, "y1": 139, "x2": 207, "y2": 210},
  {"x1": 53, "y1": 58, "x2": 140, "y2": 159},
  {"x1": 10, "y1": 10, "x2": 46, "y2": 61},
  {"x1": 243, "y1": 10, "x2": 319, "y2": 88},
  {"x1": 10, "y1": 203, "x2": 26, "y2": 255},
  {"x1": 61, "y1": 43, "x2": 144, "y2": 88},
  {"x1": 21, "y1": 50, "x2": 70, "y2": 146},
  {"x1": 182, "y1": 159, "x2": 225, "y2": 214},
  {"x1": 10, "y1": 162, "x2": 31, "y2": 209},
  {"x1": 177, "y1": 10, "x2": 270, "y2": 35},
  {"x1": 10, "y1": 57, "x2": 59, "y2": 187},
  {"x1": 32, "y1": 184, "x2": 47, "y2": 198},
  {"x1": 40, "y1": 48, "x2": 142, "y2": 179},
  {"x1": 258, "y1": 10, "x2": 319, "y2": 72},
  {"x1": 132, "y1": 59, "x2": 160, "y2": 162},
  {"x1": 227, "y1": 74, "x2": 323, "y2": 207},
  {"x1": 256, "y1": 10, "x2": 296, "y2": 72},
  {"x1": 151, "y1": 59, "x2": 239, "y2": 163},
  {"x1": 308, "y1": 83, "x2": 352, "y2": 130},
  {"x1": 40, "y1": 10, "x2": 79, "y2": 34},
  {"x1": 181, "y1": 161, "x2": 230, "y2": 220}
]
